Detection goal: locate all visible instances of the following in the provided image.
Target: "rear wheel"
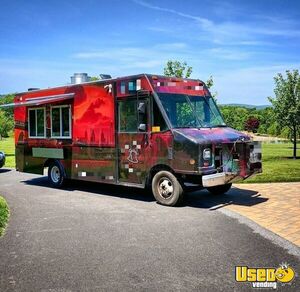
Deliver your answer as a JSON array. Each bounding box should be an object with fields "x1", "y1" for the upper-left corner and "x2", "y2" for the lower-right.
[
  {"x1": 152, "y1": 171, "x2": 184, "y2": 206},
  {"x1": 48, "y1": 161, "x2": 65, "y2": 188},
  {"x1": 206, "y1": 183, "x2": 232, "y2": 195}
]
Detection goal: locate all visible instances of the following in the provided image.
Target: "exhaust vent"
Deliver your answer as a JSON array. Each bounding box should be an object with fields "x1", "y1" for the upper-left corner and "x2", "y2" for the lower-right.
[{"x1": 70, "y1": 73, "x2": 91, "y2": 84}]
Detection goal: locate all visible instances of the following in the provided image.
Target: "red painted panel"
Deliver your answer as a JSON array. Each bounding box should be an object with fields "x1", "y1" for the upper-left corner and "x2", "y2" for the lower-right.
[
  {"x1": 72, "y1": 84, "x2": 115, "y2": 147},
  {"x1": 14, "y1": 95, "x2": 26, "y2": 145}
]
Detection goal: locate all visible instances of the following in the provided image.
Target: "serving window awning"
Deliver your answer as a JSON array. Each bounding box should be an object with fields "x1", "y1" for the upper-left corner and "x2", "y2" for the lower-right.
[{"x1": 0, "y1": 93, "x2": 75, "y2": 108}]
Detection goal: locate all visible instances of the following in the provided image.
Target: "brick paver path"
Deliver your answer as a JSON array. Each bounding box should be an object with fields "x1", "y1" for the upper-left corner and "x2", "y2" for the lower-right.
[{"x1": 227, "y1": 183, "x2": 300, "y2": 246}]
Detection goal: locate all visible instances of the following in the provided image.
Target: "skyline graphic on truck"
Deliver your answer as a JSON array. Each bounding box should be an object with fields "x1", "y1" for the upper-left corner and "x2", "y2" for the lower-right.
[{"x1": 1, "y1": 73, "x2": 262, "y2": 206}]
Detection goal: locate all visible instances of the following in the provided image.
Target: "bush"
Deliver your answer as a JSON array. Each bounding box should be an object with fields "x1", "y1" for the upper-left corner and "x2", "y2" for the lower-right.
[
  {"x1": 244, "y1": 117, "x2": 260, "y2": 132},
  {"x1": 0, "y1": 196, "x2": 9, "y2": 237},
  {"x1": 0, "y1": 110, "x2": 14, "y2": 138}
]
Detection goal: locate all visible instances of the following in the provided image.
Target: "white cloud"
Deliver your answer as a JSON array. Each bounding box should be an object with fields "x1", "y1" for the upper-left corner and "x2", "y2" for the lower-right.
[
  {"x1": 71, "y1": 42, "x2": 191, "y2": 71},
  {"x1": 73, "y1": 47, "x2": 146, "y2": 59},
  {"x1": 133, "y1": 0, "x2": 300, "y2": 43},
  {"x1": 132, "y1": 0, "x2": 213, "y2": 28},
  {"x1": 207, "y1": 47, "x2": 252, "y2": 61}
]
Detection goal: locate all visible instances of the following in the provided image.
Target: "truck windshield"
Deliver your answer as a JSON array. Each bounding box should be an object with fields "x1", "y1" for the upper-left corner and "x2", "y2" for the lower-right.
[{"x1": 157, "y1": 93, "x2": 226, "y2": 128}]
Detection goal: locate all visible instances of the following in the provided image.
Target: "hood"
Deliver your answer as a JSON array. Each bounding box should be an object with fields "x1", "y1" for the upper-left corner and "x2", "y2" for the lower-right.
[{"x1": 173, "y1": 127, "x2": 250, "y2": 144}]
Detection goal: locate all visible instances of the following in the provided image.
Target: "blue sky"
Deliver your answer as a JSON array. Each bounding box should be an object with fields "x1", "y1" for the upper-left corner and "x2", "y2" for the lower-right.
[{"x1": 0, "y1": 0, "x2": 300, "y2": 105}]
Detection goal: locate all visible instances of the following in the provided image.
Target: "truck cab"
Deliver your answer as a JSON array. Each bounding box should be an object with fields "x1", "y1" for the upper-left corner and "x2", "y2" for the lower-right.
[{"x1": 137, "y1": 75, "x2": 262, "y2": 205}]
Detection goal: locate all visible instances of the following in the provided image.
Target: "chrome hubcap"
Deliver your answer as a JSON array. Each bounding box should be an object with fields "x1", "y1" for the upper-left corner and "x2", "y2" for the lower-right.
[
  {"x1": 158, "y1": 178, "x2": 174, "y2": 199},
  {"x1": 50, "y1": 166, "x2": 60, "y2": 183}
]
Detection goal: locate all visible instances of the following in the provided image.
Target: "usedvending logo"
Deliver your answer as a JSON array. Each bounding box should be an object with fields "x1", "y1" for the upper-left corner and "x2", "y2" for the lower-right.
[{"x1": 235, "y1": 263, "x2": 296, "y2": 289}]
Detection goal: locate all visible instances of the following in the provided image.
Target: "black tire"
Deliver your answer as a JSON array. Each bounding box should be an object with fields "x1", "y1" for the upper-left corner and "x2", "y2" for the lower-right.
[
  {"x1": 206, "y1": 183, "x2": 232, "y2": 195},
  {"x1": 152, "y1": 170, "x2": 184, "y2": 206},
  {"x1": 0, "y1": 152, "x2": 5, "y2": 168},
  {"x1": 48, "y1": 160, "x2": 65, "y2": 188}
]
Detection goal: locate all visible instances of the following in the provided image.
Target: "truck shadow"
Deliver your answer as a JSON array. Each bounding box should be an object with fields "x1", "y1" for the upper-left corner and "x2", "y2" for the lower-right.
[
  {"x1": 22, "y1": 177, "x2": 268, "y2": 209},
  {"x1": 186, "y1": 187, "x2": 268, "y2": 209},
  {"x1": 0, "y1": 168, "x2": 12, "y2": 174},
  {"x1": 22, "y1": 177, "x2": 154, "y2": 203}
]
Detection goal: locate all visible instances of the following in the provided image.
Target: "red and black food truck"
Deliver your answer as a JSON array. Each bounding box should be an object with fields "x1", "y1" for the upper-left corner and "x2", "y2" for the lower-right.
[{"x1": 3, "y1": 74, "x2": 262, "y2": 206}]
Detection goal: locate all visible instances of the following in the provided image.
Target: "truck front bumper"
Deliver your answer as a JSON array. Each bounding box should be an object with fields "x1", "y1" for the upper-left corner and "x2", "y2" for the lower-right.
[{"x1": 202, "y1": 172, "x2": 257, "y2": 187}]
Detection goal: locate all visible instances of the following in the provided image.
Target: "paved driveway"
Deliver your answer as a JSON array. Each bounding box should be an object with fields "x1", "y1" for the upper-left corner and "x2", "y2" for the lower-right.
[
  {"x1": 0, "y1": 169, "x2": 299, "y2": 291},
  {"x1": 226, "y1": 183, "x2": 300, "y2": 246},
  {"x1": 187, "y1": 182, "x2": 300, "y2": 246}
]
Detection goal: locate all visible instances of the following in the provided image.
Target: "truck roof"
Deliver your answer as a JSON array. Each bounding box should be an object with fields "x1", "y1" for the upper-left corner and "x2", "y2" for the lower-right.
[{"x1": 16, "y1": 73, "x2": 203, "y2": 96}]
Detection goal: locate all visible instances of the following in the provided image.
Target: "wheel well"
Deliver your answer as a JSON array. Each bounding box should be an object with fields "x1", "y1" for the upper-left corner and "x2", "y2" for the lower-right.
[
  {"x1": 43, "y1": 159, "x2": 66, "y2": 177},
  {"x1": 146, "y1": 164, "x2": 175, "y2": 186},
  {"x1": 44, "y1": 158, "x2": 55, "y2": 168}
]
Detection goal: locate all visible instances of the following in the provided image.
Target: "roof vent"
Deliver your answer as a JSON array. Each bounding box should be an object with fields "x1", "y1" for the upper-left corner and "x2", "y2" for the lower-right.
[
  {"x1": 28, "y1": 88, "x2": 40, "y2": 91},
  {"x1": 99, "y1": 74, "x2": 112, "y2": 80},
  {"x1": 70, "y1": 73, "x2": 91, "y2": 84}
]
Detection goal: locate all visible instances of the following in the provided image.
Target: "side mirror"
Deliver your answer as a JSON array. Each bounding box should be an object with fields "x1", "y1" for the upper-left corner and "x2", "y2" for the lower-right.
[
  {"x1": 137, "y1": 102, "x2": 146, "y2": 114},
  {"x1": 138, "y1": 123, "x2": 146, "y2": 132}
]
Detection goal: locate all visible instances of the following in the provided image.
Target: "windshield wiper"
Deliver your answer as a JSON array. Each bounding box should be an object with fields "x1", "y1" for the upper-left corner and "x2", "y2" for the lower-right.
[
  {"x1": 211, "y1": 124, "x2": 227, "y2": 128},
  {"x1": 174, "y1": 126, "x2": 195, "y2": 129}
]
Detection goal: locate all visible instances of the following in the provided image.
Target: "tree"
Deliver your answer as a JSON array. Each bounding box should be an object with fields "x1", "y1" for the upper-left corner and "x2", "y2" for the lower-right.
[
  {"x1": 219, "y1": 106, "x2": 249, "y2": 130},
  {"x1": 268, "y1": 70, "x2": 300, "y2": 159},
  {"x1": 206, "y1": 75, "x2": 214, "y2": 89},
  {"x1": 0, "y1": 110, "x2": 13, "y2": 138},
  {"x1": 205, "y1": 75, "x2": 217, "y2": 100},
  {"x1": 244, "y1": 117, "x2": 260, "y2": 133},
  {"x1": 0, "y1": 94, "x2": 14, "y2": 119},
  {"x1": 0, "y1": 94, "x2": 14, "y2": 139},
  {"x1": 90, "y1": 76, "x2": 100, "y2": 81},
  {"x1": 164, "y1": 60, "x2": 192, "y2": 78}
]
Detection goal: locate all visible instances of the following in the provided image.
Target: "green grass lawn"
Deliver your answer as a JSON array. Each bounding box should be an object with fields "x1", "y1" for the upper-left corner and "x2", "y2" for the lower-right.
[
  {"x1": 0, "y1": 136, "x2": 15, "y2": 168},
  {"x1": 241, "y1": 143, "x2": 300, "y2": 183},
  {"x1": 0, "y1": 136, "x2": 299, "y2": 183},
  {"x1": 0, "y1": 196, "x2": 9, "y2": 237}
]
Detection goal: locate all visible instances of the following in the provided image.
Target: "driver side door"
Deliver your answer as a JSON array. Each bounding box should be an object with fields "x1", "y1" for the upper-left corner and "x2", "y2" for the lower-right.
[{"x1": 117, "y1": 97, "x2": 149, "y2": 185}]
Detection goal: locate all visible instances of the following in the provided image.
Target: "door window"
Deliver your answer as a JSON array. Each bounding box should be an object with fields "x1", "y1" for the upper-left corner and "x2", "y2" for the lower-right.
[
  {"x1": 152, "y1": 99, "x2": 168, "y2": 132},
  {"x1": 119, "y1": 100, "x2": 138, "y2": 132}
]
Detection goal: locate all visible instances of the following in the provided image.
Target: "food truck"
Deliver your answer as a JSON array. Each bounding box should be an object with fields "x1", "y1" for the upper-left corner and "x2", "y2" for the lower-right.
[{"x1": 3, "y1": 74, "x2": 262, "y2": 206}]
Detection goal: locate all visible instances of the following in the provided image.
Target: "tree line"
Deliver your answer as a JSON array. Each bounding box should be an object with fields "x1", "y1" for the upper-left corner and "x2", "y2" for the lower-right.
[{"x1": 220, "y1": 105, "x2": 290, "y2": 137}]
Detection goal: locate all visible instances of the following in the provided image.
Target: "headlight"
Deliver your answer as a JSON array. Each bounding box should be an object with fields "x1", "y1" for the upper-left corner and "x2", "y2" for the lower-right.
[{"x1": 203, "y1": 148, "x2": 211, "y2": 160}]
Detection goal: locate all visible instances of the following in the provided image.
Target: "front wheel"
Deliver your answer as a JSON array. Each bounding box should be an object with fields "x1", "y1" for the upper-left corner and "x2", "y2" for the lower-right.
[
  {"x1": 48, "y1": 160, "x2": 65, "y2": 188},
  {"x1": 206, "y1": 183, "x2": 232, "y2": 195},
  {"x1": 152, "y1": 171, "x2": 184, "y2": 206}
]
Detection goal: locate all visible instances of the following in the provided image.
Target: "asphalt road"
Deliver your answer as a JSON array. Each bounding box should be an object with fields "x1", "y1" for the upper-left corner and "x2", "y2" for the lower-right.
[{"x1": 0, "y1": 169, "x2": 299, "y2": 291}]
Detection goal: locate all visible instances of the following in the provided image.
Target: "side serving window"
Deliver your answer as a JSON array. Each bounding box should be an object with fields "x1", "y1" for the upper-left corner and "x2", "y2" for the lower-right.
[
  {"x1": 51, "y1": 105, "x2": 71, "y2": 138},
  {"x1": 28, "y1": 108, "x2": 46, "y2": 138}
]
